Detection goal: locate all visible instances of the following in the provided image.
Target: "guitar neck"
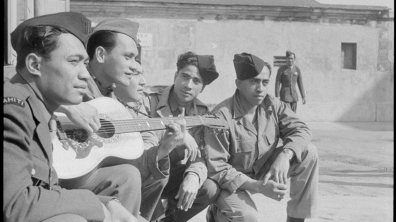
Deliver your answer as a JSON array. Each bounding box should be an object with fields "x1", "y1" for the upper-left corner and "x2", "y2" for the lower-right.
[{"x1": 103, "y1": 116, "x2": 210, "y2": 134}]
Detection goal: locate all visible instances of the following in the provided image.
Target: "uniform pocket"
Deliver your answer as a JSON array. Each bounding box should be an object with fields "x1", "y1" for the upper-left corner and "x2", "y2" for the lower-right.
[{"x1": 231, "y1": 139, "x2": 255, "y2": 171}]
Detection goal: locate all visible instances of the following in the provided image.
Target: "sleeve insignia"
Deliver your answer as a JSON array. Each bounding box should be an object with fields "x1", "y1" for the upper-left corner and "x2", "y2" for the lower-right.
[{"x1": 4, "y1": 97, "x2": 25, "y2": 107}]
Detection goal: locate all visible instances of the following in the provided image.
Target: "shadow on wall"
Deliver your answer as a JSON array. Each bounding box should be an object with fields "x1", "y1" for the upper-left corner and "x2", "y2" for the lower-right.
[{"x1": 337, "y1": 69, "x2": 394, "y2": 127}]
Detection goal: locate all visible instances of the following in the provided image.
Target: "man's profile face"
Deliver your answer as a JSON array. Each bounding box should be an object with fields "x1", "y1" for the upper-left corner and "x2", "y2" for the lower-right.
[
  {"x1": 286, "y1": 54, "x2": 295, "y2": 67},
  {"x1": 113, "y1": 63, "x2": 146, "y2": 103},
  {"x1": 173, "y1": 65, "x2": 204, "y2": 105},
  {"x1": 102, "y1": 33, "x2": 139, "y2": 87},
  {"x1": 38, "y1": 33, "x2": 90, "y2": 109},
  {"x1": 236, "y1": 66, "x2": 270, "y2": 106}
]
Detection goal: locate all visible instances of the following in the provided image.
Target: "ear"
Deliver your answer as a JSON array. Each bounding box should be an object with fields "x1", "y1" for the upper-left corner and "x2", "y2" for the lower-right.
[
  {"x1": 25, "y1": 53, "x2": 43, "y2": 77},
  {"x1": 173, "y1": 71, "x2": 178, "y2": 82},
  {"x1": 95, "y1": 46, "x2": 106, "y2": 63},
  {"x1": 200, "y1": 84, "x2": 205, "y2": 93},
  {"x1": 235, "y1": 79, "x2": 241, "y2": 89}
]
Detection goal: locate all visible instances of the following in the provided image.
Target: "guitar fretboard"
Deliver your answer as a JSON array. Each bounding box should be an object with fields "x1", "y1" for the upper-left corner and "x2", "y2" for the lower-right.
[{"x1": 98, "y1": 116, "x2": 220, "y2": 134}]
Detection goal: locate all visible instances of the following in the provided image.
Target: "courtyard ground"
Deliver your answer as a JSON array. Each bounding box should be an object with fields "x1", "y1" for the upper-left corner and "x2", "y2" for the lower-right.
[{"x1": 188, "y1": 121, "x2": 394, "y2": 222}]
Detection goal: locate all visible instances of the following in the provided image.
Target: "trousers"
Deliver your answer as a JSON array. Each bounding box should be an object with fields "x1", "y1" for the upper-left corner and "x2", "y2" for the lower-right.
[
  {"x1": 284, "y1": 102, "x2": 297, "y2": 112},
  {"x1": 60, "y1": 164, "x2": 142, "y2": 218},
  {"x1": 160, "y1": 163, "x2": 221, "y2": 222},
  {"x1": 212, "y1": 143, "x2": 318, "y2": 222}
]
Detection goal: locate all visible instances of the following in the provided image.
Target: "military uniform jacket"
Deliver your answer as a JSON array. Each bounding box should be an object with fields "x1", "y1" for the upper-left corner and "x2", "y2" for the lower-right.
[
  {"x1": 275, "y1": 65, "x2": 305, "y2": 102},
  {"x1": 143, "y1": 85, "x2": 209, "y2": 186},
  {"x1": 204, "y1": 91, "x2": 312, "y2": 193},
  {"x1": 4, "y1": 73, "x2": 109, "y2": 222}
]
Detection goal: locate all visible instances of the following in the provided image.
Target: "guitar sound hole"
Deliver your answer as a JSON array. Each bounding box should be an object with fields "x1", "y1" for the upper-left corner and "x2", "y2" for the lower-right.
[{"x1": 97, "y1": 119, "x2": 115, "y2": 138}]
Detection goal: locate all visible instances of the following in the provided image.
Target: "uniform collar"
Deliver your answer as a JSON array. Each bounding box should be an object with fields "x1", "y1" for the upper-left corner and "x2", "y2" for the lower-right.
[
  {"x1": 232, "y1": 90, "x2": 274, "y2": 120},
  {"x1": 13, "y1": 72, "x2": 53, "y2": 120},
  {"x1": 155, "y1": 85, "x2": 209, "y2": 116},
  {"x1": 87, "y1": 66, "x2": 116, "y2": 98}
]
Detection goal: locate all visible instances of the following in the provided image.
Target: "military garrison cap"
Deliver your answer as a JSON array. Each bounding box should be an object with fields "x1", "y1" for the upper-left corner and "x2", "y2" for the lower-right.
[
  {"x1": 92, "y1": 18, "x2": 139, "y2": 44},
  {"x1": 196, "y1": 55, "x2": 219, "y2": 85},
  {"x1": 11, "y1": 12, "x2": 91, "y2": 52},
  {"x1": 286, "y1": 50, "x2": 295, "y2": 57},
  {"x1": 233, "y1": 53, "x2": 265, "y2": 80}
]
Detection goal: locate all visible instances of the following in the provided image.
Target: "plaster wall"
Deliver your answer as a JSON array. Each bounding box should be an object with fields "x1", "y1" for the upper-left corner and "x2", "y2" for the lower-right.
[{"x1": 89, "y1": 17, "x2": 393, "y2": 122}]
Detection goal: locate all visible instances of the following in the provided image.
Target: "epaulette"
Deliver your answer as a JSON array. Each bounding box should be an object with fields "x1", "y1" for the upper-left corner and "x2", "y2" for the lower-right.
[{"x1": 143, "y1": 85, "x2": 168, "y2": 95}]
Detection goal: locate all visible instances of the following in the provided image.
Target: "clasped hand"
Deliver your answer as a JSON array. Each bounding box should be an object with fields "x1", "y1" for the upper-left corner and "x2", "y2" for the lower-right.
[{"x1": 260, "y1": 152, "x2": 291, "y2": 201}]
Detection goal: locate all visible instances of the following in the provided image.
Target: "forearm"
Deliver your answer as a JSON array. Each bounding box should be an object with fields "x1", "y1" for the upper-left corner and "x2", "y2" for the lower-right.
[
  {"x1": 239, "y1": 177, "x2": 262, "y2": 194},
  {"x1": 184, "y1": 157, "x2": 207, "y2": 187},
  {"x1": 277, "y1": 101, "x2": 312, "y2": 162}
]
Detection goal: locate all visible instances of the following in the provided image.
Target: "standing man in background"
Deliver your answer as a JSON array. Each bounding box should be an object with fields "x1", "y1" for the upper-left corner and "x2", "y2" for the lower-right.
[{"x1": 275, "y1": 50, "x2": 306, "y2": 112}]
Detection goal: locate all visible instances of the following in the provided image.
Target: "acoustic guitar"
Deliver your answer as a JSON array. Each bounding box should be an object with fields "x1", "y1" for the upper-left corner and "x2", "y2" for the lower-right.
[{"x1": 52, "y1": 97, "x2": 227, "y2": 180}]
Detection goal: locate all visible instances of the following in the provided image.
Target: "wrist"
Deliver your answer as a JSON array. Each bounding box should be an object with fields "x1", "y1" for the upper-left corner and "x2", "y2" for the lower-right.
[
  {"x1": 186, "y1": 172, "x2": 200, "y2": 182},
  {"x1": 282, "y1": 148, "x2": 294, "y2": 161}
]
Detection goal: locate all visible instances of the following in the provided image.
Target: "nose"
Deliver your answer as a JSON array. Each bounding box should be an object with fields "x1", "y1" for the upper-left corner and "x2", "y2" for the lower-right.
[
  {"x1": 256, "y1": 83, "x2": 265, "y2": 92},
  {"x1": 139, "y1": 73, "x2": 146, "y2": 86},
  {"x1": 130, "y1": 60, "x2": 140, "y2": 72},
  {"x1": 79, "y1": 65, "x2": 91, "y2": 81},
  {"x1": 184, "y1": 78, "x2": 193, "y2": 89}
]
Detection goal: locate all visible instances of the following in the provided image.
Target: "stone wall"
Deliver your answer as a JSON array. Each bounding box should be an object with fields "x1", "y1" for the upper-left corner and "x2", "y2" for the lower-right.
[{"x1": 87, "y1": 15, "x2": 394, "y2": 122}]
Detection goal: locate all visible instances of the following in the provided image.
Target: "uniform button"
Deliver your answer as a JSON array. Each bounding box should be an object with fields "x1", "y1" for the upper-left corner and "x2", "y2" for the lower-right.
[{"x1": 31, "y1": 169, "x2": 36, "y2": 175}]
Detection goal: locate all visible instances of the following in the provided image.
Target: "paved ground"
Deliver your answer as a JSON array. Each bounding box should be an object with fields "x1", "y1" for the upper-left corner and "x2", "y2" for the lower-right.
[{"x1": 188, "y1": 121, "x2": 394, "y2": 222}]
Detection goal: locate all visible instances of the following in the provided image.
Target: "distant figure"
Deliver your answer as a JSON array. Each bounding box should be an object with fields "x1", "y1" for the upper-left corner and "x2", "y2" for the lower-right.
[{"x1": 275, "y1": 51, "x2": 306, "y2": 112}]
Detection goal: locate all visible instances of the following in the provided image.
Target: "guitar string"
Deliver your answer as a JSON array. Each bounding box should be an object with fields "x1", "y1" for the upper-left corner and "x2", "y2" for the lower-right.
[{"x1": 60, "y1": 116, "x2": 221, "y2": 134}]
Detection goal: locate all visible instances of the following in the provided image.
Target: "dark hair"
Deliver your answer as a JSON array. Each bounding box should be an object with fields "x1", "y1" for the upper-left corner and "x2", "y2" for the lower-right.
[
  {"x1": 16, "y1": 26, "x2": 67, "y2": 70},
  {"x1": 263, "y1": 62, "x2": 272, "y2": 77},
  {"x1": 176, "y1": 51, "x2": 198, "y2": 72},
  {"x1": 87, "y1": 30, "x2": 117, "y2": 60}
]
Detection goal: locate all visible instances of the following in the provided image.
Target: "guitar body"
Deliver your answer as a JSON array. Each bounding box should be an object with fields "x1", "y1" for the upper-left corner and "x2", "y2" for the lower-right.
[{"x1": 52, "y1": 97, "x2": 144, "y2": 180}]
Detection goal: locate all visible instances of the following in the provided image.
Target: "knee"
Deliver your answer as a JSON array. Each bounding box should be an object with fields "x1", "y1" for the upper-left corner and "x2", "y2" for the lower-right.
[
  {"x1": 155, "y1": 176, "x2": 169, "y2": 189},
  {"x1": 111, "y1": 164, "x2": 142, "y2": 190},
  {"x1": 220, "y1": 206, "x2": 258, "y2": 222},
  {"x1": 198, "y1": 179, "x2": 221, "y2": 204},
  {"x1": 43, "y1": 214, "x2": 87, "y2": 222},
  {"x1": 238, "y1": 209, "x2": 259, "y2": 222},
  {"x1": 302, "y1": 143, "x2": 318, "y2": 162}
]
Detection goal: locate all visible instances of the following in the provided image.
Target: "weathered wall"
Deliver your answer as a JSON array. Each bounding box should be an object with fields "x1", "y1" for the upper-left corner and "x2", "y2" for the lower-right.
[{"x1": 89, "y1": 16, "x2": 393, "y2": 122}]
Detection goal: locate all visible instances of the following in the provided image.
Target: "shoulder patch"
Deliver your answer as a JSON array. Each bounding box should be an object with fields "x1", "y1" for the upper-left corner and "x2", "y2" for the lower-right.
[{"x1": 4, "y1": 97, "x2": 25, "y2": 107}]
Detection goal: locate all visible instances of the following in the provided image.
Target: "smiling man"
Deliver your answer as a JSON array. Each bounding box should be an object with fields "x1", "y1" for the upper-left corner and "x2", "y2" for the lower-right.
[
  {"x1": 59, "y1": 18, "x2": 190, "y2": 222},
  {"x1": 204, "y1": 53, "x2": 318, "y2": 222},
  {"x1": 144, "y1": 51, "x2": 221, "y2": 222}
]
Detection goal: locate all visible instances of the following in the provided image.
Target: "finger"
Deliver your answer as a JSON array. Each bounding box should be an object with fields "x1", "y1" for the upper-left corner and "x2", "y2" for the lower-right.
[
  {"x1": 282, "y1": 173, "x2": 288, "y2": 185},
  {"x1": 278, "y1": 172, "x2": 285, "y2": 185},
  {"x1": 189, "y1": 149, "x2": 197, "y2": 162},
  {"x1": 84, "y1": 125, "x2": 94, "y2": 136},
  {"x1": 273, "y1": 172, "x2": 279, "y2": 183},
  {"x1": 197, "y1": 149, "x2": 202, "y2": 158},
  {"x1": 275, "y1": 183, "x2": 288, "y2": 191},
  {"x1": 89, "y1": 121, "x2": 100, "y2": 133},
  {"x1": 177, "y1": 193, "x2": 185, "y2": 210},
  {"x1": 263, "y1": 172, "x2": 271, "y2": 185},
  {"x1": 184, "y1": 193, "x2": 195, "y2": 211},
  {"x1": 175, "y1": 189, "x2": 181, "y2": 200},
  {"x1": 187, "y1": 195, "x2": 195, "y2": 210}
]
